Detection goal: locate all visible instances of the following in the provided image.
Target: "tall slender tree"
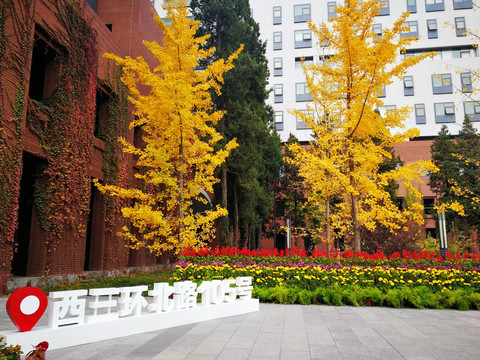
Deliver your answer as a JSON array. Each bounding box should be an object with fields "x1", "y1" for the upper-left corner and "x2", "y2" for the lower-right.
[
  {"x1": 289, "y1": 0, "x2": 437, "y2": 252},
  {"x1": 190, "y1": 0, "x2": 283, "y2": 247},
  {"x1": 95, "y1": 0, "x2": 240, "y2": 255}
]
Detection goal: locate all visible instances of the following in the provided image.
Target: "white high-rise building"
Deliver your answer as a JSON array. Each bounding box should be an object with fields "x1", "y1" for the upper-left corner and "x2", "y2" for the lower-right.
[
  {"x1": 154, "y1": 1, "x2": 479, "y2": 143},
  {"x1": 250, "y1": 0, "x2": 479, "y2": 142}
]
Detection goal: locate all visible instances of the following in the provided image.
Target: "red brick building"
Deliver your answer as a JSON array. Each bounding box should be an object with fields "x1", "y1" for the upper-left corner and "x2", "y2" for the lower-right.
[{"x1": 0, "y1": 0, "x2": 165, "y2": 294}]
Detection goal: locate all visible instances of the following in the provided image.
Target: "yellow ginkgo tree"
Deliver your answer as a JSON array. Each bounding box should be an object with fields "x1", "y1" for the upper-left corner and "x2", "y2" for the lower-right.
[
  {"x1": 288, "y1": 0, "x2": 437, "y2": 252},
  {"x1": 95, "y1": 0, "x2": 241, "y2": 255}
]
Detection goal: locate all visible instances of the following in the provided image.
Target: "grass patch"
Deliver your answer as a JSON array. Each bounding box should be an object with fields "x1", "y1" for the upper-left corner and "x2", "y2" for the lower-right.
[{"x1": 41, "y1": 269, "x2": 174, "y2": 293}]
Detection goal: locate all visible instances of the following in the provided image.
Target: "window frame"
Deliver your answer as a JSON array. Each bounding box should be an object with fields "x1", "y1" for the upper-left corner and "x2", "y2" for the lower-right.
[
  {"x1": 294, "y1": 29, "x2": 313, "y2": 49},
  {"x1": 434, "y1": 102, "x2": 456, "y2": 123},
  {"x1": 404, "y1": 76, "x2": 414, "y2": 96},
  {"x1": 427, "y1": 19, "x2": 438, "y2": 38},
  {"x1": 296, "y1": 82, "x2": 310, "y2": 102},
  {"x1": 401, "y1": 20, "x2": 419, "y2": 38},
  {"x1": 415, "y1": 103, "x2": 426, "y2": 124},
  {"x1": 327, "y1": 2, "x2": 337, "y2": 18},
  {"x1": 453, "y1": 0, "x2": 473, "y2": 10},
  {"x1": 273, "y1": 6, "x2": 282, "y2": 25},
  {"x1": 432, "y1": 73, "x2": 452, "y2": 94},
  {"x1": 273, "y1": 31, "x2": 282, "y2": 50},
  {"x1": 294, "y1": 4, "x2": 311, "y2": 23},
  {"x1": 378, "y1": 0, "x2": 390, "y2": 16},
  {"x1": 425, "y1": 0, "x2": 445, "y2": 12},
  {"x1": 460, "y1": 72, "x2": 472, "y2": 93},
  {"x1": 274, "y1": 84, "x2": 283, "y2": 103},
  {"x1": 455, "y1": 17, "x2": 466, "y2": 37},
  {"x1": 275, "y1": 111, "x2": 284, "y2": 131},
  {"x1": 407, "y1": 0, "x2": 417, "y2": 12}
]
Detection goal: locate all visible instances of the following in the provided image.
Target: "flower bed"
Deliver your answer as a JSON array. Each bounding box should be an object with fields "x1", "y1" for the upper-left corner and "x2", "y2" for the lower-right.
[{"x1": 174, "y1": 246, "x2": 480, "y2": 310}]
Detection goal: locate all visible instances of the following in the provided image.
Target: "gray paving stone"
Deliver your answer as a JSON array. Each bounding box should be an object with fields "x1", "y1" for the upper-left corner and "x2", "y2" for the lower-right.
[
  {"x1": 217, "y1": 347, "x2": 251, "y2": 360},
  {"x1": 280, "y1": 350, "x2": 311, "y2": 360}
]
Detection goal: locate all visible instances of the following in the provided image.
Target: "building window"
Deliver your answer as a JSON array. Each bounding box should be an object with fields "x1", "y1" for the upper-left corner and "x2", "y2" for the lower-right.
[
  {"x1": 415, "y1": 104, "x2": 426, "y2": 124},
  {"x1": 452, "y1": 48, "x2": 475, "y2": 58},
  {"x1": 407, "y1": 0, "x2": 417, "y2": 12},
  {"x1": 425, "y1": 0, "x2": 444, "y2": 12},
  {"x1": 94, "y1": 87, "x2": 111, "y2": 140},
  {"x1": 295, "y1": 56, "x2": 314, "y2": 69},
  {"x1": 432, "y1": 73, "x2": 452, "y2": 94},
  {"x1": 273, "y1": 32, "x2": 282, "y2": 50},
  {"x1": 295, "y1": 30, "x2": 312, "y2": 49},
  {"x1": 327, "y1": 2, "x2": 337, "y2": 18},
  {"x1": 28, "y1": 29, "x2": 62, "y2": 101},
  {"x1": 273, "y1": 6, "x2": 282, "y2": 25},
  {"x1": 372, "y1": 23, "x2": 382, "y2": 38},
  {"x1": 460, "y1": 72, "x2": 472, "y2": 93},
  {"x1": 427, "y1": 19, "x2": 438, "y2": 38},
  {"x1": 377, "y1": 84, "x2": 386, "y2": 98},
  {"x1": 401, "y1": 21, "x2": 419, "y2": 38},
  {"x1": 434, "y1": 102, "x2": 455, "y2": 123},
  {"x1": 273, "y1": 57, "x2": 283, "y2": 77},
  {"x1": 294, "y1": 4, "x2": 311, "y2": 23},
  {"x1": 404, "y1": 76, "x2": 414, "y2": 96},
  {"x1": 464, "y1": 101, "x2": 480, "y2": 121},
  {"x1": 423, "y1": 198, "x2": 435, "y2": 215},
  {"x1": 455, "y1": 17, "x2": 466, "y2": 37},
  {"x1": 274, "y1": 84, "x2": 283, "y2": 103},
  {"x1": 296, "y1": 82, "x2": 310, "y2": 102},
  {"x1": 453, "y1": 0, "x2": 473, "y2": 10},
  {"x1": 377, "y1": 105, "x2": 396, "y2": 117},
  {"x1": 296, "y1": 110, "x2": 313, "y2": 130},
  {"x1": 275, "y1": 111, "x2": 284, "y2": 131},
  {"x1": 86, "y1": 0, "x2": 97, "y2": 12},
  {"x1": 378, "y1": 0, "x2": 390, "y2": 16}
]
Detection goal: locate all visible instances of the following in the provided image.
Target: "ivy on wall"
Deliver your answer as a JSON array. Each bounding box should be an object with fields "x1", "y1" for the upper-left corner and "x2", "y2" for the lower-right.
[
  {"x1": 27, "y1": 0, "x2": 98, "y2": 274},
  {"x1": 0, "y1": 0, "x2": 34, "y2": 276}
]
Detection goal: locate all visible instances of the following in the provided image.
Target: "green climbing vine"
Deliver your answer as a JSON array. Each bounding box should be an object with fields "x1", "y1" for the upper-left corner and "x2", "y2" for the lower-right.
[
  {"x1": 102, "y1": 65, "x2": 129, "y2": 230},
  {"x1": 27, "y1": 0, "x2": 97, "y2": 274},
  {"x1": 0, "y1": 0, "x2": 34, "y2": 276}
]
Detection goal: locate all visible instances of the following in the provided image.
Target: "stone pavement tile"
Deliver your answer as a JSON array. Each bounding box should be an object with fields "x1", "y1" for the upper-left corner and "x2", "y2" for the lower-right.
[
  {"x1": 307, "y1": 331, "x2": 336, "y2": 346},
  {"x1": 256, "y1": 330, "x2": 282, "y2": 344},
  {"x1": 357, "y1": 335, "x2": 392, "y2": 349},
  {"x1": 191, "y1": 339, "x2": 228, "y2": 356},
  {"x1": 309, "y1": 344, "x2": 342, "y2": 359},
  {"x1": 367, "y1": 347, "x2": 404, "y2": 360},
  {"x1": 280, "y1": 350, "x2": 311, "y2": 360},
  {"x1": 350, "y1": 325, "x2": 379, "y2": 337},
  {"x1": 217, "y1": 347, "x2": 251, "y2": 360},
  {"x1": 250, "y1": 342, "x2": 281, "y2": 358},
  {"x1": 152, "y1": 347, "x2": 191, "y2": 360},
  {"x1": 184, "y1": 355, "x2": 217, "y2": 360},
  {"x1": 305, "y1": 324, "x2": 331, "y2": 335},
  {"x1": 171, "y1": 334, "x2": 206, "y2": 349}
]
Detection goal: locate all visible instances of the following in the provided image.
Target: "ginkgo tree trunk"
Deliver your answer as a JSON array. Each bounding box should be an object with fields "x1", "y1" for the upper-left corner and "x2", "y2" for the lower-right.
[
  {"x1": 95, "y1": 0, "x2": 241, "y2": 255},
  {"x1": 288, "y1": 0, "x2": 437, "y2": 253}
]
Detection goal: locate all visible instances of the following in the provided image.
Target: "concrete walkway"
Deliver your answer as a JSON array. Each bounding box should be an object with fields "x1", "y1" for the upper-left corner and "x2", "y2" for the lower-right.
[{"x1": 2, "y1": 300, "x2": 479, "y2": 360}]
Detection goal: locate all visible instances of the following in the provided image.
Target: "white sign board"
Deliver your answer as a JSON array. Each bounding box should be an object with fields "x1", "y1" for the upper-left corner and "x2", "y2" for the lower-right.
[{"x1": 1, "y1": 277, "x2": 259, "y2": 351}]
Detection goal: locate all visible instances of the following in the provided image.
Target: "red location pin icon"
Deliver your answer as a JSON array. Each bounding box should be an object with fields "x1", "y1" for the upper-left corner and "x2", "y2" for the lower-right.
[{"x1": 6, "y1": 287, "x2": 48, "y2": 332}]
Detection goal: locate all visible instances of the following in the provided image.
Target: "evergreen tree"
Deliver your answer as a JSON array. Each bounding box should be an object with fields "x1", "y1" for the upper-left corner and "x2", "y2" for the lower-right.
[
  {"x1": 431, "y1": 117, "x2": 480, "y2": 235},
  {"x1": 190, "y1": 0, "x2": 283, "y2": 247}
]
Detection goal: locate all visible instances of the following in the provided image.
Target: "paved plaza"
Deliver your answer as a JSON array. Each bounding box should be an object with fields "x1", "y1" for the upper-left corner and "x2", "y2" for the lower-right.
[{"x1": 1, "y1": 297, "x2": 479, "y2": 360}]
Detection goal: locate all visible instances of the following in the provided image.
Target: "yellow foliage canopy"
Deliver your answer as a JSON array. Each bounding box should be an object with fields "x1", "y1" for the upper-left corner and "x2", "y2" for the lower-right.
[
  {"x1": 288, "y1": 0, "x2": 438, "y2": 251},
  {"x1": 96, "y1": 0, "x2": 241, "y2": 255}
]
